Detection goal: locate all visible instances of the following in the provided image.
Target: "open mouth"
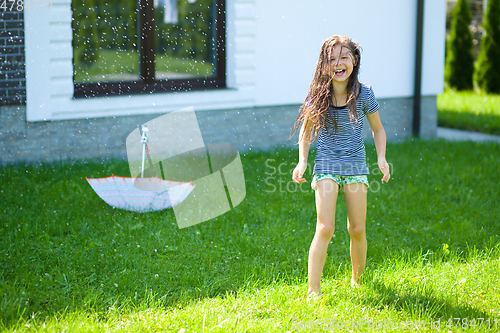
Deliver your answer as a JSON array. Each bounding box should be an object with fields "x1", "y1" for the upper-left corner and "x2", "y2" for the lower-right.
[{"x1": 334, "y1": 69, "x2": 346, "y2": 76}]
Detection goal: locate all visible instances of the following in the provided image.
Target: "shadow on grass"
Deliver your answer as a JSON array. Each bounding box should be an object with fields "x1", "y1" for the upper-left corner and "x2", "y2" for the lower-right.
[{"x1": 358, "y1": 281, "x2": 491, "y2": 326}]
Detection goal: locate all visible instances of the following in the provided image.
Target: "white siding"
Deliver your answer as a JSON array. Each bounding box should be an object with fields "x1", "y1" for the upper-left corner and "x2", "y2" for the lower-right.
[
  {"x1": 25, "y1": 0, "x2": 445, "y2": 122},
  {"x1": 422, "y1": 0, "x2": 446, "y2": 96}
]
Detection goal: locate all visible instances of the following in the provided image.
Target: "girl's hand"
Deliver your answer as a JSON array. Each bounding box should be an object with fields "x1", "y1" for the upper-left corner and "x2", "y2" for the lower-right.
[
  {"x1": 292, "y1": 161, "x2": 307, "y2": 184},
  {"x1": 378, "y1": 156, "x2": 391, "y2": 183}
]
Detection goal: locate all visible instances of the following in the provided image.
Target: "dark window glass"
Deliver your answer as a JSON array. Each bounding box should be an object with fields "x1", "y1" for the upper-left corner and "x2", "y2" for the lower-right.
[
  {"x1": 72, "y1": 0, "x2": 140, "y2": 83},
  {"x1": 154, "y1": 0, "x2": 216, "y2": 80},
  {"x1": 71, "y1": 0, "x2": 225, "y2": 98}
]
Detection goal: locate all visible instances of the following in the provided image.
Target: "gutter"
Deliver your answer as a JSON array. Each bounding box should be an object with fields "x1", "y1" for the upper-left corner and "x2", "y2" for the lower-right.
[{"x1": 413, "y1": 0, "x2": 425, "y2": 137}]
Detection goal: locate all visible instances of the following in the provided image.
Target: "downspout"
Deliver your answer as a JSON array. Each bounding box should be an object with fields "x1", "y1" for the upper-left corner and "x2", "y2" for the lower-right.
[{"x1": 413, "y1": 0, "x2": 425, "y2": 137}]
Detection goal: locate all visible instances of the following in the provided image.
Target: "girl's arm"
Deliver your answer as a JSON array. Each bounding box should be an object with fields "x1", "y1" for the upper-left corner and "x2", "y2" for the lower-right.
[
  {"x1": 367, "y1": 111, "x2": 390, "y2": 183},
  {"x1": 292, "y1": 119, "x2": 312, "y2": 184}
]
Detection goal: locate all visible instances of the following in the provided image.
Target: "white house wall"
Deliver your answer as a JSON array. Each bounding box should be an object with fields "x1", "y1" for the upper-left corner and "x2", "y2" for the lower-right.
[
  {"x1": 25, "y1": 0, "x2": 445, "y2": 122},
  {"x1": 254, "y1": 0, "x2": 446, "y2": 105},
  {"x1": 422, "y1": 0, "x2": 446, "y2": 96}
]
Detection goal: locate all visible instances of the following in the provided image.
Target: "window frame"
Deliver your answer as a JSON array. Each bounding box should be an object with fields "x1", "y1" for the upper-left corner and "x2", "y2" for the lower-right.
[{"x1": 73, "y1": 0, "x2": 226, "y2": 98}]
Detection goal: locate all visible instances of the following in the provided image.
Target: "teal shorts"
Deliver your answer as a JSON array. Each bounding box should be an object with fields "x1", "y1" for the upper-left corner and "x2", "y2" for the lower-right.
[{"x1": 311, "y1": 173, "x2": 369, "y2": 190}]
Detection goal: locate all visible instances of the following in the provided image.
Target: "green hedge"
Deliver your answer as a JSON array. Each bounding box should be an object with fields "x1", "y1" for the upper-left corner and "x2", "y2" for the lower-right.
[
  {"x1": 475, "y1": 0, "x2": 500, "y2": 93},
  {"x1": 444, "y1": 0, "x2": 474, "y2": 90}
]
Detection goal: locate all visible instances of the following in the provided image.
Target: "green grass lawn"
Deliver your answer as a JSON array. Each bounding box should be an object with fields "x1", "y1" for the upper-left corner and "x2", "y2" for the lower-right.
[
  {"x1": 437, "y1": 90, "x2": 500, "y2": 135},
  {"x1": 1, "y1": 140, "x2": 500, "y2": 332}
]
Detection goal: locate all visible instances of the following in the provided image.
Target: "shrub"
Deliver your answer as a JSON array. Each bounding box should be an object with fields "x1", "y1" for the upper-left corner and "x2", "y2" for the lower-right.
[
  {"x1": 444, "y1": 0, "x2": 475, "y2": 90},
  {"x1": 474, "y1": 0, "x2": 500, "y2": 93}
]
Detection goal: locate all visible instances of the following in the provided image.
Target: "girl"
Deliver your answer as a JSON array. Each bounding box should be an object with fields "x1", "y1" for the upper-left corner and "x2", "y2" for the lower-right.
[{"x1": 291, "y1": 35, "x2": 390, "y2": 298}]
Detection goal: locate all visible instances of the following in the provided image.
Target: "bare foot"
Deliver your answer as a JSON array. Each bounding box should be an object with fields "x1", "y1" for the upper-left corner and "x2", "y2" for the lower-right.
[{"x1": 306, "y1": 290, "x2": 323, "y2": 301}]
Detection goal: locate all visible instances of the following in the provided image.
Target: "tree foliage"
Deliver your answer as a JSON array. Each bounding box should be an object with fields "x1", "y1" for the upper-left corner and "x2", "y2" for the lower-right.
[
  {"x1": 475, "y1": 0, "x2": 500, "y2": 93},
  {"x1": 444, "y1": 0, "x2": 474, "y2": 90}
]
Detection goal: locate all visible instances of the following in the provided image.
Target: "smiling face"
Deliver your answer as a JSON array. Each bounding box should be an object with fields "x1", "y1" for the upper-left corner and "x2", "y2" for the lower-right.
[{"x1": 329, "y1": 44, "x2": 356, "y2": 84}]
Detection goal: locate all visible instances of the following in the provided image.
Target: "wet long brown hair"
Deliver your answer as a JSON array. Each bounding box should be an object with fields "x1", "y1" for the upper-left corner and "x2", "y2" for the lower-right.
[{"x1": 291, "y1": 35, "x2": 362, "y2": 143}]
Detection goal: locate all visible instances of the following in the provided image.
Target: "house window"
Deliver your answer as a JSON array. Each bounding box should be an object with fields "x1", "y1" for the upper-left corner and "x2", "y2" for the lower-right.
[{"x1": 71, "y1": 0, "x2": 225, "y2": 98}]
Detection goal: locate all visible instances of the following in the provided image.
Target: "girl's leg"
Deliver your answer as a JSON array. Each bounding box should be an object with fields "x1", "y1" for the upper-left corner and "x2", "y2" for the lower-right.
[
  {"x1": 343, "y1": 183, "x2": 368, "y2": 286},
  {"x1": 308, "y1": 179, "x2": 339, "y2": 295}
]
